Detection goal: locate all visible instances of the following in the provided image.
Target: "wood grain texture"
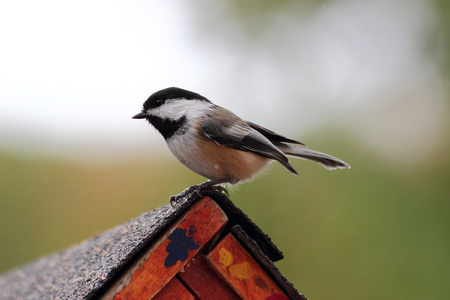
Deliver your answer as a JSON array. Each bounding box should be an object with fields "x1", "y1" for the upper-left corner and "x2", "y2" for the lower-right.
[
  {"x1": 109, "y1": 197, "x2": 228, "y2": 300},
  {"x1": 153, "y1": 277, "x2": 195, "y2": 300},
  {"x1": 178, "y1": 253, "x2": 240, "y2": 300},
  {"x1": 206, "y1": 234, "x2": 288, "y2": 300}
]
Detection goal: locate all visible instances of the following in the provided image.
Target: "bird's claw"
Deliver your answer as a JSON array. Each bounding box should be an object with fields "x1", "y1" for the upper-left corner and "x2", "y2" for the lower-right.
[
  {"x1": 207, "y1": 185, "x2": 229, "y2": 197},
  {"x1": 169, "y1": 183, "x2": 229, "y2": 207}
]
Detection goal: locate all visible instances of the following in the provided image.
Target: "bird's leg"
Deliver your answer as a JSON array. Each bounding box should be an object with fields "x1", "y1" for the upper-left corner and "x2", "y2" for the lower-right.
[
  {"x1": 169, "y1": 179, "x2": 230, "y2": 207},
  {"x1": 195, "y1": 179, "x2": 230, "y2": 198}
]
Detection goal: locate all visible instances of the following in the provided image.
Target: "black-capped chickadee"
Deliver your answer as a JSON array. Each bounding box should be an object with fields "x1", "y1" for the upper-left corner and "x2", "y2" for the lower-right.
[{"x1": 133, "y1": 87, "x2": 350, "y2": 202}]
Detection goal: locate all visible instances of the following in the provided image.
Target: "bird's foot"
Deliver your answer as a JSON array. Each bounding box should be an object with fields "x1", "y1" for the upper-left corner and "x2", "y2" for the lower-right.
[
  {"x1": 169, "y1": 185, "x2": 199, "y2": 206},
  {"x1": 169, "y1": 182, "x2": 229, "y2": 207}
]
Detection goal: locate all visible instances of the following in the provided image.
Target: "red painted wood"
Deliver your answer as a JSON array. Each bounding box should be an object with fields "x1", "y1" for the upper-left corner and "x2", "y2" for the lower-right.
[
  {"x1": 178, "y1": 253, "x2": 240, "y2": 300},
  {"x1": 111, "y1": 197, "x2": 228, "y2": 300},
  {"x1": 153, "y1": 277, "x2": 195, "y2": 300},
  {"x1": 206, "y1": 234, "x2": 288, "y2": 300}
]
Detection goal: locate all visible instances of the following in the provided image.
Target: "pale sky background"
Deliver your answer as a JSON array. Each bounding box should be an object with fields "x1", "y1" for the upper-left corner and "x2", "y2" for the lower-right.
[{"x1": 0, "y1": 0, "x2": 447, "y2": 165}]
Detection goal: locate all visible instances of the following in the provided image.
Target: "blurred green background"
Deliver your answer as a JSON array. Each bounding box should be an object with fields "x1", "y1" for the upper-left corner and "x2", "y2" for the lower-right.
[{"x1": 1, "y1": 0, "x2": 449, "y2": 299}]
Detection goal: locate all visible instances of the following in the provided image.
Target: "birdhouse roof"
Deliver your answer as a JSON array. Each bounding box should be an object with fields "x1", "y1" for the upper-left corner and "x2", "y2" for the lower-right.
[{"x1": 0, "y1": 191, "x2": 305, "y2": 300}]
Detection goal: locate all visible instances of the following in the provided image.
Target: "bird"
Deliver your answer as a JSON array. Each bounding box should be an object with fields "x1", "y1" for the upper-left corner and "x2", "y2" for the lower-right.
[{"x1": 133, "y1": 87, "x2": 350, "y2": 204}]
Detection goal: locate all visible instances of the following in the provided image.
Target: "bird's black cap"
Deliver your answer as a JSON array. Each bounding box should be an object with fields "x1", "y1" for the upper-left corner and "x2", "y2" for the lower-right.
[{"x1": 142, "y1": 87, "x2": 210, "y2": 111}]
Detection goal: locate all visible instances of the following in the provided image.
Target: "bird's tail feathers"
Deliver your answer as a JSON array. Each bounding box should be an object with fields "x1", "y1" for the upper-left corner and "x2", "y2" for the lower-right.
[{"x1": 278, "y1": 144, "x2": 351, "y2": 170}]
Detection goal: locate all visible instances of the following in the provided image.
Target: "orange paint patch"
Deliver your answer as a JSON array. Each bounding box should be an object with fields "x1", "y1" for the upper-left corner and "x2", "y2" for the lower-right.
[
  {"x1": 229, "y1": 261, "x2": 250, "y2": 280},
  {"x1": 218, "y1": 247, "x2": 234, "y2": 267}
]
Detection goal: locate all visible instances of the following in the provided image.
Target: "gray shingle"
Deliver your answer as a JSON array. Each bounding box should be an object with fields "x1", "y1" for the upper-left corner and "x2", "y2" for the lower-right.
[{"x1": 0, "y1": 203, "x2": 180, "y2": 300}]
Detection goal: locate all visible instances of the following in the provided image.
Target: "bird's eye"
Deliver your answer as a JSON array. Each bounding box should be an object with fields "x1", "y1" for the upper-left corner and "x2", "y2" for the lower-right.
[{"x1": 155, "y1": 99, "x2": 163, "y2": 107}]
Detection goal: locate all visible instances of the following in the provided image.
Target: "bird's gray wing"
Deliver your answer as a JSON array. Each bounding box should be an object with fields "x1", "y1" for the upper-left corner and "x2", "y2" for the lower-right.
[
  {"x1": 246, "y1": 121, "x2": 306, "y2": 146},
  {"x1": 200, "y1": 108, "x2": 298, "y2": 175}
]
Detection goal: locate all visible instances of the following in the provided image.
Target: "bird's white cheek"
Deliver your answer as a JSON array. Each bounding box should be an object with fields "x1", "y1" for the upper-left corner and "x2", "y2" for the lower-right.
[
  {"x1": 146, "y1": 106, "x2": 180, "y2": 120},
  {"x1": 148, "y1": 99, "x2": 213, "y2": 120}
]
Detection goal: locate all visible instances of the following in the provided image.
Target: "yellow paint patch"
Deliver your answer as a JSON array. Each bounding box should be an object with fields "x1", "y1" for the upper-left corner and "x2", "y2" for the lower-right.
[
  {"x1": 218, "y1": 247, "x2": 234, "y2": 267},
  {"x1": 229, "y1": 262, "x2": 251, "y2": 280}
]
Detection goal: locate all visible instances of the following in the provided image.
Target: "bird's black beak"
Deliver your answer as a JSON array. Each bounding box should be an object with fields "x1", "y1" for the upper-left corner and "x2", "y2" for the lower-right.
[{"x1": 132, "y1": 112, "x2": 148, "y2": 119}]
